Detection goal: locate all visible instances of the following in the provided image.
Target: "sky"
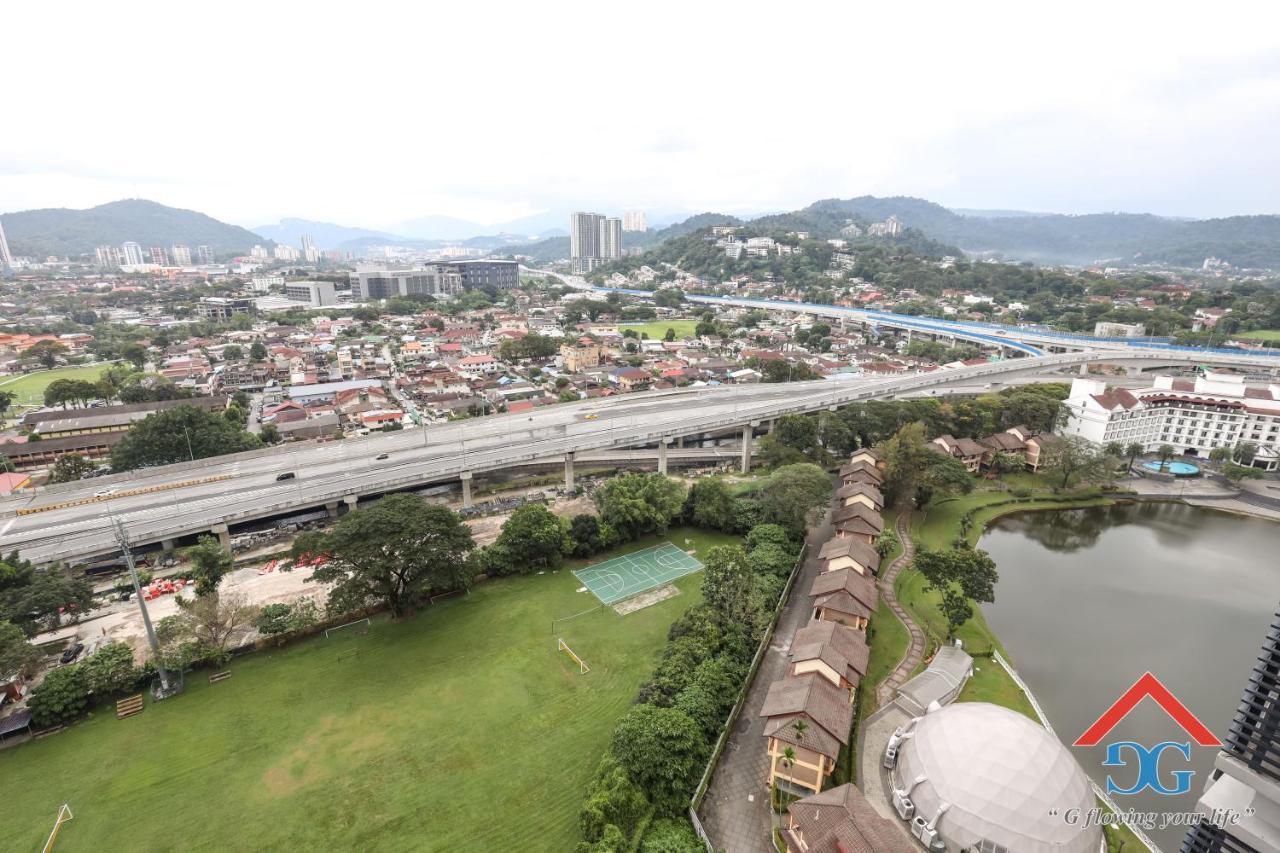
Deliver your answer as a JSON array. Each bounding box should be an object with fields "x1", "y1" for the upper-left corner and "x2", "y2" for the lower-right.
[{"x1": 4, "y1": 1, "x2": 1280, "y2": 232}]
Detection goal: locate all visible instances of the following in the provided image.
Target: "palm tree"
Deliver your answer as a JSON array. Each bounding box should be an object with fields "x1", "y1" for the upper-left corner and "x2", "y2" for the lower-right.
[
  {"x1": 792, "y1": 719, "x2": 809, "y2": 742},
  {"x1": 1124, "y1": 442, "x2": 1144, "y2": 473},
  {"x1": 1156, "y1": 444, "x2": 1176, "y2": 472}
]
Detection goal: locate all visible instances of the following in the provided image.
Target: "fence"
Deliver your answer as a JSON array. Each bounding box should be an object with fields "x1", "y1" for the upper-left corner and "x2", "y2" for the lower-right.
[
  {"x1": 687, "y1": 542, "x2": 809, "y2": 851},
  {"x1": 991, "y1": 650, "x2": 1161, "y2": 853}
]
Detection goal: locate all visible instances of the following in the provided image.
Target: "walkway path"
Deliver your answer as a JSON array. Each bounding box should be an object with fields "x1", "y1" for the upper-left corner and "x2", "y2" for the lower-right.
[
  {"x1": 876, "y1": 511, "x2": 926, "y2": 708},
  {"x1": 697, "y1": 513, "x2": 832, "y2": 853}
]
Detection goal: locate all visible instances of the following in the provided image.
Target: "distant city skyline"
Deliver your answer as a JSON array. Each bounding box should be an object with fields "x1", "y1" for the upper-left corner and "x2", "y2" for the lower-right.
[{"x1": 3, "y1": 4, "x2": 1280, "y2": 229}]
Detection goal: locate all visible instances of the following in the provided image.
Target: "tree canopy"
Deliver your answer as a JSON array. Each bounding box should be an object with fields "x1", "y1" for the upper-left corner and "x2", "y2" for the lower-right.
[
  {"x1": 756, "y1": 463, "x2": 831, "y2": 536},
  {"x1": 0, "y1": 554, "x2": 93, "y2": 636},
  {"x1": 111, "y1": 405, "x2": 262, "y2": 471},
  {"x1": 593, "y1": 473, "x2": 686, "y2": 541}
]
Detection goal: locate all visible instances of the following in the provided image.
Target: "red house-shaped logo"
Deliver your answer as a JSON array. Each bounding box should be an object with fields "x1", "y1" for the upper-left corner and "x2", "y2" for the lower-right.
[{"x1": 1074, "y1": 672, "x2": 1220, "y2": 748}]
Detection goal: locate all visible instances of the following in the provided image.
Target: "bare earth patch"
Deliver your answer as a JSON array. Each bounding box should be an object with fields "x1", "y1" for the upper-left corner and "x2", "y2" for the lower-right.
[{"x1": 613, "y1": 583, "x2": 680, "y2": 615}]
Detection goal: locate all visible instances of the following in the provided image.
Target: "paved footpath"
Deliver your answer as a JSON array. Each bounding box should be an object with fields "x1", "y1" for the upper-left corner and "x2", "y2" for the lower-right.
[
  {"x1": 697, "y1": 514, "x2": 832, "y2": 853},
  {"x1": 876, "y1": 511, "x2": 925, "y2": 708}
]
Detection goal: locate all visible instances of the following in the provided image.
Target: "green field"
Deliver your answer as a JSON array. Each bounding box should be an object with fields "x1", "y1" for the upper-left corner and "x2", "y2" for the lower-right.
[
  {"x1": 0, "y1": 527, "x2": 733, "y2": 852},
  {"x1": 618, "y1": 319, "x2": 699, "y2": 341},
  {"x1": 1234, "y1": 329, "x2": 1280, "y2": 342},
  {"x1": 0, "y1": 364, "x2": 111, "y2": 410}
]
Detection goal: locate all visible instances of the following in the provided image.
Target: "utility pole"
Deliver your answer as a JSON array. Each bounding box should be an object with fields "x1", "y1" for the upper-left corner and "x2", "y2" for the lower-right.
[{"x1": 110, "y1": 516, "x2": 180, "y2": 698}]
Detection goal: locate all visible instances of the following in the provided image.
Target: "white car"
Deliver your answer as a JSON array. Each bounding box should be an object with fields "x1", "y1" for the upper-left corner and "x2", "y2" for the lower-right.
[{"x1": 94, "y1": 487, "x2": 118, "y2": 498}]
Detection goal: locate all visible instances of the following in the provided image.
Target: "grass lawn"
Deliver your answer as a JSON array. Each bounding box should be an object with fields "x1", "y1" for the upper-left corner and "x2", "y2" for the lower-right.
[
  {"x1": 864, "y1": 509, "x2": 907, "y2": 700},
  {"x1": 617, "y1": 319, "x2": 699, "y2": 341},
  {"x1": 1234, "y1": 329, "x2": 1280, "y2": 343},
  {"x1": 0, "y1": 364, "x2": 111, "y2": 411},
  {"x1": 0, "y1": 526, "x2": 733, "y2": 852}
]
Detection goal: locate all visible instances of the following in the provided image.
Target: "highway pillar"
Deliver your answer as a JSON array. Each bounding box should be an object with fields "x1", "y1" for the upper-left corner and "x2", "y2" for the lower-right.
[
  {"x1": 343, "y1": 494, "x2": 358, "y2": 512},
  {"x1": 325, "y1": 501, "x2": 340, "y2": 519},
  {"x1": 1126, "y1": 366, "x2": 1142, "y2": 377},
  {"x1": 1078, "y1": 362, "x2": 1089, "y2": 376},
  {"x1": 564, "y1": 451, "x2": 576, "y2": 492},
  {"x1": 211, "y1": 523, "x2": 230, "y2": 551},
  {"x1": 161, "y1": 538, "x2": 175, "y2": 552},
  {"x1": 657, "y1": 438, "x2": 670, "y2": 475},
  {"x1": 460, "y1": 472, "x2": 473, "y2": 508},
  {"x1": 740, "y1": 422, "x2": 759, "y2": 474}
]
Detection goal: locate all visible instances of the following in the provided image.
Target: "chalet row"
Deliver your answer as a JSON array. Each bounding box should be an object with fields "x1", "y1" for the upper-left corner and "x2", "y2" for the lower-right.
[
  {"x1": 929, "y1": 424, "x2": 1049, "y2": 474},
  {"x1": 757, "y1": 448, "x2": 914, "y2": 852}
]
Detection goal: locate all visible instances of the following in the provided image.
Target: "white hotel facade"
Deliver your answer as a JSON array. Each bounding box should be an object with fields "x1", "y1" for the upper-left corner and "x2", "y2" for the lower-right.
[{"x1": 1060, "y1": 373, "x2": 1280, "y2": 471}]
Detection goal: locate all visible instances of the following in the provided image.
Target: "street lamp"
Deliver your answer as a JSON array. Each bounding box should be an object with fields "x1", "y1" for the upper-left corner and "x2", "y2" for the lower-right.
[{"x1": 107, "y1": 512, "x2": 181, "y2": 699}]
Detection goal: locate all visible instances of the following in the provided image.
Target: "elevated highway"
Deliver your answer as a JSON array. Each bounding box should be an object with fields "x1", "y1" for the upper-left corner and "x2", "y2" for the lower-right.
[{"x1": 0, "y1": 348, "x2": 1263, "y2": 566}]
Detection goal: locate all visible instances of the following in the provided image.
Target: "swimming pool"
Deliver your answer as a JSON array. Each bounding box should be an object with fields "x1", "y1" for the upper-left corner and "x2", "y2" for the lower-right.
[{"x1": 1141, "y1": 460, "x2": 1201, "y2": 477}]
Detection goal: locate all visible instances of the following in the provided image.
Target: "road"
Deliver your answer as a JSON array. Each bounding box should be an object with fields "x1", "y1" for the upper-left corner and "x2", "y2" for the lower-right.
[{"x1": 0, "y1": 349, "x2": 1255, "y2": 566}]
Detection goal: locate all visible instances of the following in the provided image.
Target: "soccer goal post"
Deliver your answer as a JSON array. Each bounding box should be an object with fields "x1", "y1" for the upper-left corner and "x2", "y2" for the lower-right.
[
  {"x1": 325, "y1": 617, "x2": 371, "y2": 639},
  {"x1": 42, "y1": 803, "x2": 73, "y2": 853},
  {"x1": 557, "y1": 638, "x2": 590, "y2": 674}
]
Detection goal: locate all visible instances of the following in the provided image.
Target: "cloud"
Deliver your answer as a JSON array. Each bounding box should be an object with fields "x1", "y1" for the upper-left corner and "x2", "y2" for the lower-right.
[{"x1": 3, "y1": 0, "x2": 1279, "y2": 225}]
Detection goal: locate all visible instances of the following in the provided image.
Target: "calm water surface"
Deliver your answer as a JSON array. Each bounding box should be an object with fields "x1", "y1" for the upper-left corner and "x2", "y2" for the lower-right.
[{"x1": 979, "y1": 502, "x2": 1278, "y2": 851}]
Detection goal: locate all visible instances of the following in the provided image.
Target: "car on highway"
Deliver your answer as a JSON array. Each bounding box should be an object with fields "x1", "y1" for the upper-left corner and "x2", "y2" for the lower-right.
[
  {"x1": 584, "y1": 414, "x2": 598, "y2": 420},
  {"x1": 60, "y1": 643, "x2": 84, "y2": 664},
  {"x1": 276, "y1": 472, "x2": 297, "y2": 481},
  {"x1": 94, "y1": 486, "x2": 117, "y2": 498},
  {"x1": 375, "y1": 453, "x2": 390, "y2": 461}
]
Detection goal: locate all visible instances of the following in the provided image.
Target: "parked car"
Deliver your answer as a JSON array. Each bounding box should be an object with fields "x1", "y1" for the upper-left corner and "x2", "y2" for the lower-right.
[
  {"x1": 60, "y1": 643, "x2": 85, "y2": 664},
  {"x1": 276, "y1": 472, "x2": 296, "y2": 481}
]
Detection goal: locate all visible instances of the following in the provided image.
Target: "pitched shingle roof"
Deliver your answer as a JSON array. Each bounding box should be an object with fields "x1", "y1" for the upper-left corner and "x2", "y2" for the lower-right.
[
  {"x1": 760, "y1": 673, "x2": 853, "y2": 759},
  {"x1": 810, "y1": 568, "x2": 878, "y2": 617},
  {"x1": 792, "y1": 620, "x2": 870, "y2": 682},
  {"x1": 786, "y1": 784, "x2": 915, "y2": 853},
  {"x1": 817, "y1": 536, "x2": 879, "y2": 572},
  {"x1": 829, "y1": 503, "x2": 883, "y2": 532}
]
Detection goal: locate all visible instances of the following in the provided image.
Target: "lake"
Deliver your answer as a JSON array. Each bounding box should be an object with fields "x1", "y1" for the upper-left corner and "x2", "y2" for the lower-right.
[{"x1": 979, "y1": 501, "x2": 1278, "y2": 851}]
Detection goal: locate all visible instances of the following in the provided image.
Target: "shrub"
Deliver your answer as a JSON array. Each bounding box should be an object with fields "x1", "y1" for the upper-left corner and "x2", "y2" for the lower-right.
[
  {"x1": 747, "y1": 542, "x2": 794, "y2": 578},
  {"x1": 745, "y1": 523, "x2": 792, "y2": 552},
  {"x1": 641, "y1": 818, "x2": 704, "y2": 852},
  {"x1": 610, "y1": 704, "x2": 706, "y2": 814},
  {"x1": 730, "y1": 497, "x2": 764, "y2": 534},
  {"x1": 1010, "y1": 486, "x2": 1033, "y2": 498},
  {"x1": 579, "y1": 754, "x2": 650, "y2": 843},
  {"x1": 81, "y1": 642, "x2": 139, "y2": 697},
  {"x1": 29, "y1": 664, "x2": 89, "y2": 727}
]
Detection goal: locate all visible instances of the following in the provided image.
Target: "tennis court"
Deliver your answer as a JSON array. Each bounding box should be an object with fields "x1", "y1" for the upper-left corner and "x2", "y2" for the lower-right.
[{"x1": 573, "y1": 542, "x2": 705, "y2": 605}]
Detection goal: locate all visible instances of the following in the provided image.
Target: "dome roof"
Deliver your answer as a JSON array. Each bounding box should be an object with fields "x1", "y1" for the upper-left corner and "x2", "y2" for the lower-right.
[{"x1": 893, "y1": 702, "x2": 1102, "y2": 853}]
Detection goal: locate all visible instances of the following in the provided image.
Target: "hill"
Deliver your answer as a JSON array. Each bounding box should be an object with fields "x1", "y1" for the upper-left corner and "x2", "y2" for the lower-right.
[
  {"x1": 1, "y1": 199, "x2": 269, "y2": 260},
  {"x1": 251, "y1": 218, "x2": 401, "y2": 250}
]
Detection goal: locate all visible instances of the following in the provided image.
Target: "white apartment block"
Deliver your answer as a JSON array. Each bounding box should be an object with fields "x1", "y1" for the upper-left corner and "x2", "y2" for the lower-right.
[
  {"x1": 1061, "y1": 374, "x2": 1280, "y2": 470},
  {"x1": 251, "y1": 275, "x2": 285, "y2": 292},
  {"x1": 622, "y1": 211, "x2": 647, "y2": 232}
]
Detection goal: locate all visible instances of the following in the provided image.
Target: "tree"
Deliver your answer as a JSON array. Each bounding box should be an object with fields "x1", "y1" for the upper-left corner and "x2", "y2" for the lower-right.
[
  {"x1": 913, "y1": 547, "x2": 1000, "y2": 624},
  {"x1": 249, "y1": 342, "x2": 268, "y2": 361},
  {"x1": 48, "y1": 454, "x2": 95, "y2": 483},
  {"x1": 594, "y1": 473, "x2": 686, "y2": 541},
  {"x1": 638, "y1": 819, "x2": 702, "y2": 853},
  {"x1": 1156, "y1": 443, "x2": 1176, "y2": 471},
  {"x1": 498, "y1": 333, "x2": 558, "y2": 361},
  {"x1": 81, "y1": 642, "x2": 139, "y2": 697},
  {"x1": 0, "y1": 619, "x2": 41, "y2": 677},
  {"x1": 747, "y1": 542, "x2": 793, "y2": 578},
  {"x1": 28, "y1": 663, "x2": 88, "y2": 727},
  {"x1": 609, "y1": 704, "x2": 704, "y2": 813},
  {"x1": 22, "y1": 340, "x2": 68, "y2": 369},
  {"x1": 289, "y1": 493, "x2": 475, "y2": 618},
  {"x1": 111, "y1": 405, "x2": 263, "y2": 471},
  {"x1": 1044, "y1": 435, "x2": 1109, "y2": 489},
  {"x1": 174, "y1": 591, "x2": 259, "y2": 664},
  {"x1": 254, "y1": 597, "x2": 320, "y2": 637},
  {"x1": 701, "y1": 545, "x2": 754, "y2": 625},
  {"x1": 1233, "y1": 441, "x2": 1259, "y2": 466},
  {"x1": 494, "y1": 503, "x2": 567, "y2": 571},
  {"x1": 185, "y1": 535, "x2": 234, "y2": 596},
  {"x1": 1222, "y1": 462, "x2": 1265, "y2": 483},
  {"x1": 259, "y1": 423, "x2": 281, "y2": 445},
  {"x1": 120, "y1": 342, "x2": 149, "y2": 368},
  {"x1": 939, "y1": 587, "x2": 973, "y2": 637},
  {"x1": 0, "y1": 555, "x2": 94, "y2": 636},
  {"x1": 1125, "y1": 442, "x2": 1145, "y2": 472},
  {"x1": 757, "y1": 463, "x2": 831, "y2": 536},
  {"x1": 222, "y1": 345, "x2": 243, "y2": 361},
  {"x1": 684, "y1": 478, "x2": 735, "y2": 531},
  {"x1": 568, "y1": 514, "x2": 611, "y2": 557},
  {"x1": 0, "y1": 391, "x2": 15, "y2": 417}
]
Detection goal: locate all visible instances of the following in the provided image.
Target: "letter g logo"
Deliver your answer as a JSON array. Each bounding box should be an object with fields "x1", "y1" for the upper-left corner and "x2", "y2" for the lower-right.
[{"x1": 1102, "y1": 741, "x2": 1194, "y2": 796}]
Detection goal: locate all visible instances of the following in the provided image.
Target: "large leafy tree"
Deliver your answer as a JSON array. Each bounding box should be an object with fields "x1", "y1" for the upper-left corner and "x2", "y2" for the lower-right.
[
  {"x1": 0, "y1": 554, "x2": 94, "y2": 636},
  {"x1": 683, "y1": 478, "x2": 735, "y2": 531},
  {"x1": 701, "y1": 545, "x2": 754, "y2": 625},
  {"x1": 594, "y1": 473, "x2": 686, "y2": 541},
  {"x1": 22, "y1": 340, "x2": 68, "y2": 369},
  {"x1": 494, "y1": 503, "x2": 567, "y2": 571},
  {"x1": 111, "y1": 405, "x2": 262, "y2": 471},
  {"x1": 610, "y1": 704, "x2": 705, "y2": 813},
  {"x1": 28, "y1": 664, "x2": 89, "y2": 726},
  {"x1": 185, "y1": 535, "x2": 235, "y2": 597},
  {"x1": 1043, "y1": 434, "x2": 1109, "y2": 489},
  {"x1": 0, "y1": 619, "x2": 42, "y2": 677},
  {"x1": 877, "y1": 422, "x2": 972, "y2": 508},
  {"x1": 174, "y1": 592, "x2": 259, "y2": 664},
  {"x1": 757, "y1": 463, "x2": 831, "y2": 536},
  {"x1": 290, "y1": 493, "x2": 475, "y2": 618},
  {"x1": 48, "y1": 454, "x2": 96, "y2": 483},
  {"x1": 81, "y1": 642, "x2": 139, "y2": 697},
  {"x1": 912, "y1": 547, "x2": 1000, "y2": 636}
]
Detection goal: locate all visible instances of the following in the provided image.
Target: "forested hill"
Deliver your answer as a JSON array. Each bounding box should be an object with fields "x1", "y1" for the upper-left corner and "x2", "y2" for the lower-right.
[
  {"x1": 0, "y1": 199, "x2": 270, "y2": 260},
  {"x1": 510, "y1": 196, "x2": 1280, "y2": 269}
]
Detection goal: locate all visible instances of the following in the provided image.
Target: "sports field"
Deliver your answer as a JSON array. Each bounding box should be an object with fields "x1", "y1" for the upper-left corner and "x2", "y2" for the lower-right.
[
  {"x1": 574, "y1": 542, "x2": 705, "y2": 604},
  {"x1": 0, "y1": 364, "x2": 110, "y2": 410},
  {"x1": 618, "y1": 319, "x2": 699, "y2": 340},
  {"x1": 0, "y1": 527, "x2": 736, "y2": 852},
  {"x1": 1234, "y1": 329, "x2": 1280, "y2": 343}
]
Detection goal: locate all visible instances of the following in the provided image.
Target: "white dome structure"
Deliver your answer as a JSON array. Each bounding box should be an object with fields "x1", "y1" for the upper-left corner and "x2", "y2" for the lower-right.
[{"x1": 892, "y1": 702, "x2": 1103, "y2": 853}]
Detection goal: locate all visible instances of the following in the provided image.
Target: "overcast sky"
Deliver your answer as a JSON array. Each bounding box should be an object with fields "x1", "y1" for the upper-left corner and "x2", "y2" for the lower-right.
[{"x1": 5, "y1": 1, "x2": 1280, "y2": 230}]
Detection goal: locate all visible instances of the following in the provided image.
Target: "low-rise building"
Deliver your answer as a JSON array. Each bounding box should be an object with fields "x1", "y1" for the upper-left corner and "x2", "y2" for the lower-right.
[
  {"x1": 781, "y1": 784, "x2": 913, "y2": 853},
  {"x1": 760, "y1": 673, "x2": 854, "y2": 796}
]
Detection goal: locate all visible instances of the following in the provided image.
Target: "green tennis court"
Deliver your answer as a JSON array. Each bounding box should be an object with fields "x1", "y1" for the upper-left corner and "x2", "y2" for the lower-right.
[{"x1": 573, "y1": 542, "x2": 705, "y2": 605}]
